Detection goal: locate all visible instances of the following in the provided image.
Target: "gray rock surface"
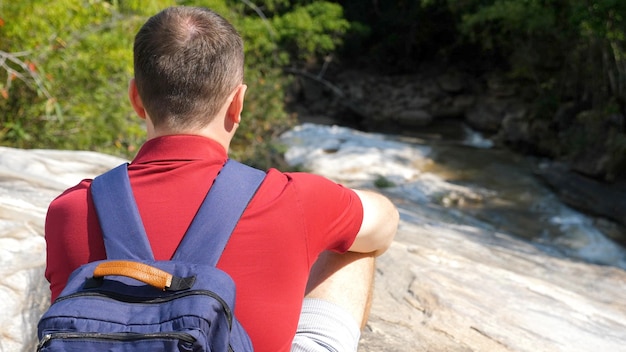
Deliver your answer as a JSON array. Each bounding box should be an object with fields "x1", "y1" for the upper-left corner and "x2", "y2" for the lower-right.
[
  {"x1": 535, "y1": 162, "x2": 626, "y2": 228},
  {"x1": 360, "y1": 197, "x2": 626, "y2": 351},
  {"x1": 0, "y1": 146, "x2": 127, "y2": 352},
  {"x1": 2, "y1": 142, "x2": 626, "y2": 352}
]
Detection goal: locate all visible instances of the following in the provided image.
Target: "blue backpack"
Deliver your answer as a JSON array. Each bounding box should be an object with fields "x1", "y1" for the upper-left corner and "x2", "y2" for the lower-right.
[{"x1": 37, "y1": 159, "x2": 264, "y2": 351}]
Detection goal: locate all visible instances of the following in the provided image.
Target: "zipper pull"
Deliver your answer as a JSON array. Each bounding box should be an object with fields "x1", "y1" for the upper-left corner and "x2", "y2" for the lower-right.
[{"x1": 37, "y1": 334, "x2": 52, "y2": 351}]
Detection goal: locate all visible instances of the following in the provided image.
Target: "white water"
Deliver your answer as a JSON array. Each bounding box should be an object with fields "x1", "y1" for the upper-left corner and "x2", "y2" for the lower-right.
[{"x1": 281, "y1": 123, "x2": 626, "y2": 270}]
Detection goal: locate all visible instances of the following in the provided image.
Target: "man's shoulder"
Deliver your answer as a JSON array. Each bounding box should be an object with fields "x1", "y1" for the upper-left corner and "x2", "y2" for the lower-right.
[
  {"x1": 257, "y1": 168, "x2": 356, "y2": 204},
  {"x1": 262, "y1": 168, "x2": 344, "y2": 190},
  {"x1": 48, "y1": 179, "x2": 93, "y2": 212}
]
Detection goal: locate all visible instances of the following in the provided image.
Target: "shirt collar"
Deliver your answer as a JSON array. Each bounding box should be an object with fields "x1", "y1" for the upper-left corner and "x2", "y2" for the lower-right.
[{"x1": 131, "y1": 135, "x2": 228, "y2": 164}]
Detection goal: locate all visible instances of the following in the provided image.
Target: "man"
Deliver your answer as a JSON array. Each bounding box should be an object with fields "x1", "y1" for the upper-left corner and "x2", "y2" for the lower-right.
[{"x1": 44, "y1": 6, "x2": 398, "y2": 352}]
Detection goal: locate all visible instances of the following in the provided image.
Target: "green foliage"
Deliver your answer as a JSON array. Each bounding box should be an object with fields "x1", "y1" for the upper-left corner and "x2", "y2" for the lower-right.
[
  {"x1": 374, "y1": 175, "x2": 395, "y2": 189},
  {"x1": 338, "y1": 0, "x2": 459, "y2": 70},
  {"x1": 0, "y1": 0, "x2": 156, "y2": 155},
  {"x1": 449, "y1": 0, "x2": 626, "y2": 104},
  {"x1": 3, "y1": 0, "x2": 624, "y2": 177},
  {"x1": 271, "y1": 2, "x2": 349, "y2": 62},
  {"x1": 0, "y1": 0, "x2": 349, "y2": 169},
  {"x1": 458, "y1": 0, "x2": 557, "y2": 44},
  {"x1": 338, "y1": 0, "x2": 625, "y2": 107},
  {"x1": 232, "y1": 1, "x2": 350, "y2": 67}
]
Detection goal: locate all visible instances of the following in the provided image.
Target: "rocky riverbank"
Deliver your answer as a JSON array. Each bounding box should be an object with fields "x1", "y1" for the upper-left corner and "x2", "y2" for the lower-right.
[{"x1": 3, "y1": 127, "x2": 626, "y2": 351}]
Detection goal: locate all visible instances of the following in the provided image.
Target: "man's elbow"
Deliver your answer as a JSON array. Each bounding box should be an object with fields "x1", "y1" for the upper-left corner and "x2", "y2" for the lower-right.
[
  {"x1": 374, "y1": 205, "x2": 399, "y2": 256},
  {"x1": 351, "y1": 190, "x2": 399, "y2": 256}
]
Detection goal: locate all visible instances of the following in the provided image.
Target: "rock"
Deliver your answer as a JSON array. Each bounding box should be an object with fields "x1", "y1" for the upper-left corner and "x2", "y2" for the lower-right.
[
  {"x1": 393, "y1": 109, "x2": 433, "y2": 127},
  {"x1": 554, "y1": 101, "x2": 587, "y2": 130},
  {"x1": 404, "y1": 96, "x2": 431, "y2": 110},
  {"x1": 501, "y1": 113, "x2": 530, "y2": 144},
  {"x1": 3, "y1": 143, "x2": 626, "y2": 352},
  {"x1": 0, "y1": 146, "x2": 128, "y2": 352},
  {"x1": 360, "y1": 203, "x2": 626, "y2": 351},
  {"x1": 486, "y1": 75, "x2": 517, "y2": 97},
  {"x1": 465, "y1": 96, "x2": 512, "y2": 133},
  {"x1": 437, "y1": 71, "x2": 465, "y2": 93},
  {"x1": 534, "y1": 162, "x2": 626, "y2": 229},
  {"x1": 499, "y1": 103, "x2": 532, "y2": 148},
  {"x1": 431, "y1": 94, "x2": 476, "y2": 119}
]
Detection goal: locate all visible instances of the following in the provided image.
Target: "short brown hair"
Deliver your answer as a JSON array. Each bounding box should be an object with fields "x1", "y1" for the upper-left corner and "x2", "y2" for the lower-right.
[{"x1": 133, "y1": 6, "x2": 244, "y2": 131}]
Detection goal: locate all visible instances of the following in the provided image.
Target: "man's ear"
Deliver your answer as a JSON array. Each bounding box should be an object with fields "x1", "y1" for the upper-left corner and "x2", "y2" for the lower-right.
[
  {"x1": 128, "y1": 78, "x2": 147, "y2": 119},
  {"x1": 226, "y1": 84, "x2": 247, "y2": 124}
]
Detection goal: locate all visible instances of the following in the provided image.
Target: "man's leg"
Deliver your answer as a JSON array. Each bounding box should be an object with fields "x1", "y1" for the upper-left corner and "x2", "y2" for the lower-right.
[
  {"x1": 292, "y1": 251, "x2": 376, "y2": 352},
  {"x1": 305, "y1": 251, "x2": 375, "y2": 328}
]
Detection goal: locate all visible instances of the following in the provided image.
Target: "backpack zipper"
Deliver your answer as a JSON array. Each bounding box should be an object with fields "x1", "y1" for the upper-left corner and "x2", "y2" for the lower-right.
[
  {"x1": 37, "y1": 331, "x2": 196, "y2": 351},
  {"x1": 46, "y1": 290, "x2": 238, "y2": 350},
  {"x1": 54, "y1": 289, "x2": 233, "y2": 329}
]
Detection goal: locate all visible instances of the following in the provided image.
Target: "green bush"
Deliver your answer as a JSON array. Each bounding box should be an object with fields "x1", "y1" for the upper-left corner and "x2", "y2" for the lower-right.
[
  {"x1": 0, "y1": 0, "x2": 349, "y2": 170},
  {"x1": 338, "y1": 0, "x2": 625, "y2": 111},
  {"x1": 338, "y1": 0, "x2": 459, "y2": 70},
  {"x1": 0, "y1": 0, "x2": 154, "y2": 155}
]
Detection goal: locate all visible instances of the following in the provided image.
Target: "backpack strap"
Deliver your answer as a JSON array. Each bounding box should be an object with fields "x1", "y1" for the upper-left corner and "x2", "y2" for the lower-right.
[
  {"x1": 91, "y1": 159, "x2": 265, "y2": 265},
  {"x1": 91, "y1": 163, "x2": 154, "y2": 260},
  {"x1": 171, "y1": 159, "x2": 265, "y2": 266}
]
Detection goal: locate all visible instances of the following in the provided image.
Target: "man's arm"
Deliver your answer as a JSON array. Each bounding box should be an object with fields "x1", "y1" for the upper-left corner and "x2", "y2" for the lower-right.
[
  {"x1": 298, "y1": 188, "x2": 399, "y2": 350},
  {"x1": 348, "y1": 189, "x2": 399, "y2": 256}
]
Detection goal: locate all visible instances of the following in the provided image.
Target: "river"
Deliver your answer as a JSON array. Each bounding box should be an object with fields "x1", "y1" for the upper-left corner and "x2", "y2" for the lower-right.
[{"x1": 281, "y1": 121, "x2": 626, "y2": 270}]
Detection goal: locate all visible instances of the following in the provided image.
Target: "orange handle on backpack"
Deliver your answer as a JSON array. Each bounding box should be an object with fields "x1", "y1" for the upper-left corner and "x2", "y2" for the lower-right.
[{"x1": 93, "y1": 261, "x2": 173, "y2": 291}]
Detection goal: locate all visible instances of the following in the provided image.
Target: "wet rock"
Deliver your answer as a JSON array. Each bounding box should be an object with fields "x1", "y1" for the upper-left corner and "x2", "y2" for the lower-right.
[
  {"x1": 393, "y1": 109, "x2": 433, "y2": 127},
  {"x1": 437, "y1": 71, "x2": 466, "y2": 94},
  {"x1": 465, "y1": 96, "x2": 512, "y2": 133},
  {"x1": 535, "y1": 162, "x2": 626, "y2": 229}
]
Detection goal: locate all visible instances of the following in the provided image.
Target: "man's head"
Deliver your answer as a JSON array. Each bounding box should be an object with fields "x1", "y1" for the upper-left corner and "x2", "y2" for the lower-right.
[{"x1": 132, "y1": 6, "x2": 244, "y2": 132}]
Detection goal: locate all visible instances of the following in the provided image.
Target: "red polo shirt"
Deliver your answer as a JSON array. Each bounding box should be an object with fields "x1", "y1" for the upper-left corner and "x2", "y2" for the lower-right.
[{"x1": 44, "y1": 134, "x2": 363, "y2": 352}]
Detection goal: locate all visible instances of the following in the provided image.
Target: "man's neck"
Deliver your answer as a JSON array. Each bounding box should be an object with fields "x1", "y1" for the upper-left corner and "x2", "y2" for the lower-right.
[{"x1": 148, "y1": 125, "x2": 232, "y2": 153}]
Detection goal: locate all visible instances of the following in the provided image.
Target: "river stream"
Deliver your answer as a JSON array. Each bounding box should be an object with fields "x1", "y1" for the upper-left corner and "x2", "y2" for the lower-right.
[
  {"x1": 282, "y1": 121, "x2": 626, "y2": 270},
  {"x1": 421, "y1": 133, "x2": 626, "y2": 270}
]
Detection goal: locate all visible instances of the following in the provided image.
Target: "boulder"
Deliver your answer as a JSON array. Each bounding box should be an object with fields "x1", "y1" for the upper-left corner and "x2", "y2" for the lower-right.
[
  {"x1": 465, "y1": 96, "x2": 511, "y2": 133},
  {"x1": 534, "y1": 162, "x2": 626, "y2": 229},
  {"x1": 437, "y1": 71, "x2": 466, "y2": 94},
  {"x1": 0, "y1": 146, "x2": 127, "y2": 352},
  {"x1": 359, "y1": 194, "x2": 626, "y2": 351}
]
